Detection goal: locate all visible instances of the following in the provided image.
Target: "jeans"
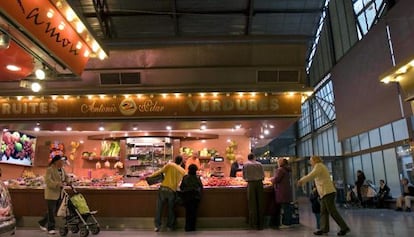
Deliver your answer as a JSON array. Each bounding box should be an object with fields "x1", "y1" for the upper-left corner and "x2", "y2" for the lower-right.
[
  {"x1": 154, "y1": 186, "x2": 176, "y2": 229},
  {"x1": 38, "y1": 199, "x2": 59, "y2": 231}
]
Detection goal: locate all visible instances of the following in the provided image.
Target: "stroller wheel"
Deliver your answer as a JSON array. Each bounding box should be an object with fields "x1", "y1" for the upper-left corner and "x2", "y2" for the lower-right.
[
  {"x1": 59, "y1": 227, "x2": 68, "y2": 236},
  {"x1": 79, "y1": 227, "x2": 89, "y2": 237},
  {"x1": 90, "y1": 225, "x2": 100, "y2": 235},
  {"x1": 70, "y1": 225, "x2": 79, "y2": 233}
]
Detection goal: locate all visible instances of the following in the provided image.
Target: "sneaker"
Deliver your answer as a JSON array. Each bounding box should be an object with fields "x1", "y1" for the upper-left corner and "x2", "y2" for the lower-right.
[
  {"x1": 39, "y1": 225, "x2": 47, "y2": 231},
  {"x1": 337, "y1": 228, "x2": 350, "y2": 236},
  {"x1": 406, "y1": 208, "x2": 411, "y2": 212},
  {"x1": 279, "y1": 224, "x2": 292, "y2": 229},
  {"x1": 395, "y1": 207, "x2": 403, "y2": 211},
  {"x1": 154, "y1": 227, "x2": 160, "y2": 232},
  {"x1": 313, "y1": 230, "x2": 328, "y2": 235},
  {"x1": 48, "y1": 230, "x2": 57, "y2": 235}
]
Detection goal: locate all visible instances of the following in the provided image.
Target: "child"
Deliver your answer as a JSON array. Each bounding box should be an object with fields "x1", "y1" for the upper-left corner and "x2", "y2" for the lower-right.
[{"x1": 309, "y1": 183, "x2": 321, "y2": 230}]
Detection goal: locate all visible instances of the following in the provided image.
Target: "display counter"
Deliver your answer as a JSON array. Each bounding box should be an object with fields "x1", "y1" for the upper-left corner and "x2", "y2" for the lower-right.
[{"x1": 9, "y1": 186, "x2": 274, "y2": 218}]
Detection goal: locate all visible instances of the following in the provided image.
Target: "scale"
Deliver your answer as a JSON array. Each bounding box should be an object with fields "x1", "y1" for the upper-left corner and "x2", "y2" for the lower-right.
[{"x1": 209, "y1": 156, "x2": 225, "y2": 177}]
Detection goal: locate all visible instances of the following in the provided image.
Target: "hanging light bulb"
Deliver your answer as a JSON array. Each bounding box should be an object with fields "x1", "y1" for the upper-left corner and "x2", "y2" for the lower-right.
[
  {"x1": 31, "y1": 82, "x2": 42, "y2": 92},
  {"x1": 35, "y1": 69, "x2": 46, "y2": 80}
]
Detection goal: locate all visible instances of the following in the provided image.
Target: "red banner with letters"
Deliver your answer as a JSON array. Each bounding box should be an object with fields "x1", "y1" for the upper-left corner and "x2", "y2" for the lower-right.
[{"x1": 0, "y1": 0, "x2": 90, "y2": 75}]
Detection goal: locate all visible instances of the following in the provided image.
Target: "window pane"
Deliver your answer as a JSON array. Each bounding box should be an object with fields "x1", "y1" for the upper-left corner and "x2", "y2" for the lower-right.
[
  {"x1": 343, "y1": 138, "x2": 351, "y2": 154},
  {"x1": 383, "y1": 148, "x2": 400, "y2": 197},
  {"x1": 393, "y1": 119, "x2": 409, "y2": 141},
  {"x1": 369, "y1": 128, "x2": 381, "y2": 147},
  {"x1": 351, "y1": 136, "x2": 360, "y2": 152},
  {"x1": 333, "y1": 127, "x2": 342, "y2": 155},
  {"x1": 380, "y1": 124, "x2": 394, "y2": 145},
  {"x1": 372, "y1": 151, "x2": 385, "y2": 187},
  {"x1": 359, "y1": 132, "x2": 370, "y2": 151},
  {"x1": 361, "y1": 153, "x2": 373, "y2": 182}
]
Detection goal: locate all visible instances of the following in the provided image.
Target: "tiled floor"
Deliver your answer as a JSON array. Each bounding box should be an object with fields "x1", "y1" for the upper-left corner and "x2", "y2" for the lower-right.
[{"x1": 12, "y1": 201, "x2": 414, "y2": 236}]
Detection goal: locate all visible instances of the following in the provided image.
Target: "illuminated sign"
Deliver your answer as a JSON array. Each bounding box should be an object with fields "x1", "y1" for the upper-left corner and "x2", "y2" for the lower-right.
[
  {"x1": 0, "y1": 0, "x2": 91, "y2": 75},
  {"x1": 0, "y1": 94, "x2": 302, "y2": 119}
]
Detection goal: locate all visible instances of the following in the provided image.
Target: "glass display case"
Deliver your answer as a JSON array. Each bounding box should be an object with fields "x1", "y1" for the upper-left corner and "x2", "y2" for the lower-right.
[{"x1": 124, "y1": 137, "x2": 172, "y2": 180}]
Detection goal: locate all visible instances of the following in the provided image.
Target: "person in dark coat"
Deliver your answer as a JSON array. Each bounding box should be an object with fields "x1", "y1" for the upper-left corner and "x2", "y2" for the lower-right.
[
  {"x1": 355, "y1": 170, "x2": 366, "y2": 206},
  {"x1": 310, "y1": 183, "x2": 321, "y2": 230},
  {"x1": 179, "y1": 164, "x2": 203, "y2": 231},
  {"x1": 271, "y1": 158, "x2": 293, "y2": 228},
  {"x1": 376, "y1": 179, "x2": 391, "y2": 208},
  {"x1": 230, "y1": 155, "x2": 244, "y2": 177}
]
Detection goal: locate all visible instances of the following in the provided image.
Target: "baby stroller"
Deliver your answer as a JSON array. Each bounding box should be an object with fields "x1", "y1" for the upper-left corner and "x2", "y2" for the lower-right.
[
  {"x1": 58, "y1": 187, "x2": 100, "y2": 237},
  {"x1": 344, "y1": 184, "x2": 360, "y2": 208}
]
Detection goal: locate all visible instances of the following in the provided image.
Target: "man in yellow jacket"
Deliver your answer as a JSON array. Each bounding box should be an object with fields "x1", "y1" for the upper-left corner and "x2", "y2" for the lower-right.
[
  {"x1": 150, "y1": 155, "x2": 186, "y2": 232},
  {"x1": 297, "y1": 156, "x2": 350, "y2": 236}
]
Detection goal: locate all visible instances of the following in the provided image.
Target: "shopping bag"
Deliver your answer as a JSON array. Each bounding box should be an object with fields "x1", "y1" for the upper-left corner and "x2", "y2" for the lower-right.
[
  {"x1": 145, "y1": 173, "x2": 164, "y2": 185},
  {"x1": 70, "y1": 193, "x2": 90, "y2": 214},
  {"x1": 57, "y1": 194, "x2": 68, "y2": 217}
]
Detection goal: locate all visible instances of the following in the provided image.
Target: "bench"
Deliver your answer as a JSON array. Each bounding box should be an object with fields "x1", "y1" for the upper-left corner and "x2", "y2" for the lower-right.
[{"x1": 384, "y1": 198, "x2": 397, "y2": 209}]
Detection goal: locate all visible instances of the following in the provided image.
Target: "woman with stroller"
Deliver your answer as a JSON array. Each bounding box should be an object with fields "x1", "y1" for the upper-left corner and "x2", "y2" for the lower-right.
[{"x1": 38, "y1": 155, "x2": 70, "y2": 235}]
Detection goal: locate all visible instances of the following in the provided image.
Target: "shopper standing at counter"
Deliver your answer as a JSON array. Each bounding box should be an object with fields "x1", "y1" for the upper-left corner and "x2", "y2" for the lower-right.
[
  {"x1": 230, "y1": 155, "x2": 244, "y2": 177},
  {"x1": 297, "y1": 156, "x2": 350, "y2": 236},
  {"x1": 242, "y1": 153, "x2": 265, "y2": 230},
  {"x1": 180, "y1": 164, "x2": 203, "y2": 232},
  {"x1": 38, "y1": 155, "x2": 70, "y2": 235},
  {"x1": 271, "y1": 158, "x2": 293, "y2": 228},
  {"x1": 150, "y1": 155, "x2": 186, "y2": 232}
]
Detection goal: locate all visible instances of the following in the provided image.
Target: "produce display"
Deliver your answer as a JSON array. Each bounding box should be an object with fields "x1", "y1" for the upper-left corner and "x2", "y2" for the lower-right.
[
  {"x1": 1, "y1": 131, "x2": 35, "y2": 163},
  {"x1": 225, "y1": 140, "x2": 238, "y2": 162},
  {"x1": 100, "y1": 141, "x2": 120, "y2": 157}
]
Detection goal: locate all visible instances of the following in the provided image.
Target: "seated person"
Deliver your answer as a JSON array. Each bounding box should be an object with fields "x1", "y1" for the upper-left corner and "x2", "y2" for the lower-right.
[
  {"x1": 376, "y1": 179, "x2": 391, "y2": 208},
  {"x1": 395, "y1": 178, "x2": 414, "y2": 212}
]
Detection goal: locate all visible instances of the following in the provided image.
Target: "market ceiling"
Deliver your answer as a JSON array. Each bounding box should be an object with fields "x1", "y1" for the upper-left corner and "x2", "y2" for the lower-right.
[{"x1": 0, "y1": 0, "x2": 325, "y2": 146}]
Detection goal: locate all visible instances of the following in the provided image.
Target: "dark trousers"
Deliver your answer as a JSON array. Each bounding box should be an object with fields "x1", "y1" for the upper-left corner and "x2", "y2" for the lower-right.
[
  {"x1": 184, "y1": 198, "x2": 200, "y2": 231},
  {"x1": 320, "y1": 192, "x2": 349, "y2": 232},
  {"x1": 246, "y1": 181, "x2": 264, "y2": 229},
  {"x1": 38, "y1": 199, "x2": 59, "y2": 231},
  {"x1": 275, "y1": 202, "x2": 292, "y2": 227}
]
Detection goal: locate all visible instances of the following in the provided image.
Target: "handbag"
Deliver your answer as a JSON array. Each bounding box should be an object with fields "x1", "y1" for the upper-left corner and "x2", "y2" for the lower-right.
[
  {"x1": 145, "y1": 173, "x2": 164, "y2": 185},
  {"x1": 57, "y1": 193, "x2": 68, "y2": 217}
]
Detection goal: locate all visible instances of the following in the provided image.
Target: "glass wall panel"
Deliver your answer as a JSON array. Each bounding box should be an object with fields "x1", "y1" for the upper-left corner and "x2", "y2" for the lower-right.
[
  {"x1": 333, "y1": 127, "x2": 342, "y2": 155},
  {"x1": 322, "y1": 132, "x2": 328, "y2": 155},
  {"x1": 383, "y1": 148, "x2": 400, "y2": 197},
  {"x1": 359, "y1": 132, "x2": 370, "y2": 151},
  {"x1": 351, "y1": 136, "x2": 361, "y2": 153},
  {"x1": 307, "y1": 139, "x2": 313, "y2": 156},
  {"x1": 327, "y1": 128, "x2": 335, "y2": 156},
  {"x1": 392, "y1": 119, "x2": 409, "y2": 141},
  {"x1": 318, "y1": 134, "x2": 324, "y2": 155},
  {"x1": 369, "y1": 128, "x2": 381, "y2": 147},
  {"x1": 380, "y1": 124, "x2": 394, "y2": 145},
  {"x1": 361, "y1": 153, "x2": 374, "y2": 182},
  {"x1": 371, "y1": 151, "x2": 385, "y2": 186},
  {"x1": 343, "y1": 138, "x2": 351, "y2": 154}
]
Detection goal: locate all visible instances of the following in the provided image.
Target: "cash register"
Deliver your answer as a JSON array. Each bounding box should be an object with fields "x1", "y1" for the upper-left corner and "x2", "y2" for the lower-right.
[{"x1": 208, "y1": 156, "x2": 225, "y2": 177}]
